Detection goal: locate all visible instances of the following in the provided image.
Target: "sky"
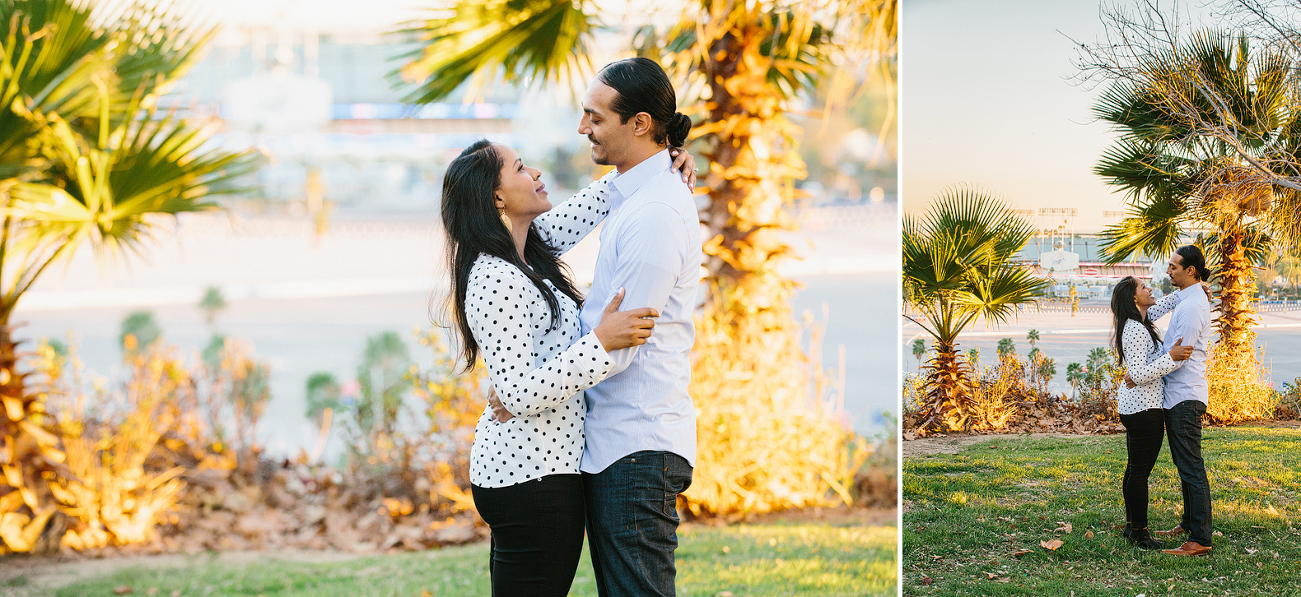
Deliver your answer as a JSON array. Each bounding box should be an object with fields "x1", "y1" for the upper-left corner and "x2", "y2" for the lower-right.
[{"x1": 900, "y1": 0, "x2": 1218, "y2": 233}]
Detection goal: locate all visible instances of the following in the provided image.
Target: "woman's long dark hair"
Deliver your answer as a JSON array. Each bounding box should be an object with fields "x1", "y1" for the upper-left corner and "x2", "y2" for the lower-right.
[
  {"x1": 441, "y1": 140, "x2": 585, "y2": 371},
  {"x1": 1110, "y1": 276, "x2": 1162, "y2": 362}
]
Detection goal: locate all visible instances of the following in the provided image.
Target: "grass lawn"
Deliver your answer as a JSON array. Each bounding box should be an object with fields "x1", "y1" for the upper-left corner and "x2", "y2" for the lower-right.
[
  {"x1": 903, "y1": 426, "x2": 1301, "y2": 596},
  {"x1": 15, "y1": 521, "x2": 894, "y2": 596}
]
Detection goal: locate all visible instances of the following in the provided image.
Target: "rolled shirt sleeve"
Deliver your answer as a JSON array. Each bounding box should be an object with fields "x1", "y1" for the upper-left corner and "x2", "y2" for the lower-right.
[
  {"x1": 1122, "y1": 319, "x2": 1181, "y2": 385},
  {"x1": 466, "y1": 265, "x2": 615, "y2": 418}
]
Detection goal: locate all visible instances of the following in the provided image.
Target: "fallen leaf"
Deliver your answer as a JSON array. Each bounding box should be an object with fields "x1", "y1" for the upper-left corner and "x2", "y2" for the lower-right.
[
  {"x1": 421, "y1": 591, "x2": 433, "y2": 597},
  {"x1": 1246, "y1": 548, "x2": 1258, "y2": 555},
  {"x1": 113, "y1": 588, "x2": 133, "y2": 595},
  {"x1": 921, "y1": 577, "x2": 933, "y2": 586},
  {"x1": 1012, "y1": 549, "x2": 1031, "y2": 558},
  {"x1": 984, "y1": 572, "x2": 999, "y2": 579},
  {"x1": 1054, "y1": 522, "x2": 1072, "y2": 534},
  {"x1": 1040, "y1": 539, "x2": 1063, "y2": 551},
  {"x1": 1084, "y1": 531, "x2": 1094, "y2": 539}
]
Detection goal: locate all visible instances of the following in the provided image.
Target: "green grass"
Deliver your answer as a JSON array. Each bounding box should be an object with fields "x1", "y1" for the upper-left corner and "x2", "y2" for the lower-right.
[
  {"x1": 45, "y1": 522, "x2": 895, "y2": 596},
  {"x1": 903, "y1": 426, "x2": 1301, "y2": 596}
]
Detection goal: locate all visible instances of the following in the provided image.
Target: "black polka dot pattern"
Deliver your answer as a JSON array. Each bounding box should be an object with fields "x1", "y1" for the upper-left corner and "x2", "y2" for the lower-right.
[
  {"x1": 1118, "y1": 294, "x2": 1181, "y2": 415},
  {"x1": 466, "y1": 175, "x2": 616, "y2": 488}
]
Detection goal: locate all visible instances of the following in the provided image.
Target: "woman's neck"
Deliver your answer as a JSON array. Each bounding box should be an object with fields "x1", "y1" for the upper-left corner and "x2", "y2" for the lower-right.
[
  {"x1": 510, "y1": 217, "x2": 531, "y2": 263},
  {"x1": 1137, "y1": 305, "x2": 1149, "y2": 320}
]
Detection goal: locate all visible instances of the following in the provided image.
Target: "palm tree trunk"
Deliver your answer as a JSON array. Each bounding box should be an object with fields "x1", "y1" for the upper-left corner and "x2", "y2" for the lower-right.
[
  {"x1": 916, "y1": 341, "x2": 973, "y2": 434},
  {"x1": 696, "y1": 10, "x2": 804, "y2": 321},
  {"x1": 0, "y1": 324, "x2": 69, "y2": 554},
  {"x1": 1214, "y1": 227, "x2": 1258, "y2": 368}
]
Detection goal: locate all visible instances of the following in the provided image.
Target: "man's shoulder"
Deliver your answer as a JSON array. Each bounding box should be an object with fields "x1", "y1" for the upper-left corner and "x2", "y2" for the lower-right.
[{"x1": 627, "y1": 172, "x2": 693, "y2": 216}]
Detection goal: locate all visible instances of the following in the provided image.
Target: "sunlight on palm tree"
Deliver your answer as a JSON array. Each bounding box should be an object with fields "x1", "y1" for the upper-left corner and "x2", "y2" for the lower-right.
[
  {"x1": 902, "y1": 186, "x2": 1046, "y2": 434},
  {"x1": 0, "y1": 0, "x2": 253, "y2": 554},
  {"x1": 1095, "y1": 31, "x2": 1301, "y2": 365}
]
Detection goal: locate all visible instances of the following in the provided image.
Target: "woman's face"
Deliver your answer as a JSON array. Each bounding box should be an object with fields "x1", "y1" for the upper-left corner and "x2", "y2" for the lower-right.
[
  {"x1": 1133, "y1": 281, "x2": 1155, "y2": 308},
  {"x1": 492, "y1": 144, "x2": 551, "y2": 222}
]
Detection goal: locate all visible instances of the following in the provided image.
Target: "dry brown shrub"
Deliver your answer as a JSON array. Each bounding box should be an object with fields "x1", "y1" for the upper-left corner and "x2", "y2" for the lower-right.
[
  {"x1": 967, "y1": 356, "x2": 1021, "y2": 431},
  {"x1": 1206, "y1": 343, "x2": 1276, "y2": 424},
  {"x1": 51, "y1": 341, "x2": 189, "y2": 550},
  {"x1": 682, "y1": 305, "x2": 869, "y2": 517}
]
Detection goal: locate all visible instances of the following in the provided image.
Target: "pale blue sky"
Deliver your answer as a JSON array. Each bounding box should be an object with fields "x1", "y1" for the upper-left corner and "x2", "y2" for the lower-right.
[{"x1": 900, "y1": 0, "x2": 1216, "y2": 232}]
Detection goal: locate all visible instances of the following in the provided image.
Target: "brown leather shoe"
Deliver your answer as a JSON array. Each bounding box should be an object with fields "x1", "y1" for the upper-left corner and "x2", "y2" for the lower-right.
[
  {"x1": 1162, "y1": 541, "x2": 1212, "y2": 556},
  {"x1": 1154, "y1": 524, "x2": 1188, "y2": 536}
]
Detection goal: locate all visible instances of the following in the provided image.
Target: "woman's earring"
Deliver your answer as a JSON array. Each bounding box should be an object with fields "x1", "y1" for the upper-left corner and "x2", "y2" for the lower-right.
[{"x1": 499, "y1": 210, "x2": 512, "y2": 231}]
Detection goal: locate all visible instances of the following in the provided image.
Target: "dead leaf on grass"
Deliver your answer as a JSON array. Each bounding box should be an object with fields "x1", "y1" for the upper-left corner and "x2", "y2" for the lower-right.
[
  {"x1": 1040, "y1": 539, "x2": 1063, "y2": 551},
  {"x1": 1084, "y1": 531, "x2": 1094, "y2": 539},
  {"x1": 1012, "y1": 549, "x2": 1031, "y2": 558},
  {"x1": 921, "y1": 577, "x2": 933, "y2": 585},
  {"x1": 984, "y1": 572, "x2": 999, "y2": 579},
  {"x1": 1054, "y1": 522, "x2": 1072, "y2": 534},
  {"x1": 1246, "y1": 548, "x2": 1258, "y2": 555},
  {"x1": 113, "y1": 587, "x2": 133, "y2": 595}
]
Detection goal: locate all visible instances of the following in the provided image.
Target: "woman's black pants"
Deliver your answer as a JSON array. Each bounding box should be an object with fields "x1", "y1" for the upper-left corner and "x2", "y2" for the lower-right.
[
  {"x1": 471, "y1": 474, "x2": 585, "y2": 597},
  {"x1": 1119, "y1": 408, "x2": 1165, "y2": 530}
]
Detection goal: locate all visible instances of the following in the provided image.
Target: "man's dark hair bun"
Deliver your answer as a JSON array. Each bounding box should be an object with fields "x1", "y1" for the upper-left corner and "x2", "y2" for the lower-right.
[{"x1": 668, "y1": 112, "x2": 691, "y2": 147}]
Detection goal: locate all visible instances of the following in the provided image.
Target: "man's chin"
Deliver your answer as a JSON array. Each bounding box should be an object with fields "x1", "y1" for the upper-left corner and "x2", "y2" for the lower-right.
[{"x1": 590, "y1": 150, "x2": 610, "y2": 166}]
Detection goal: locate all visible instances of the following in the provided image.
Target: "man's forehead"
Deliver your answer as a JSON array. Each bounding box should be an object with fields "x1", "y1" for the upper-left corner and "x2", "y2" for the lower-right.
[{"x1": 582, "y1": 82, "x2": 616, "y2": 114}]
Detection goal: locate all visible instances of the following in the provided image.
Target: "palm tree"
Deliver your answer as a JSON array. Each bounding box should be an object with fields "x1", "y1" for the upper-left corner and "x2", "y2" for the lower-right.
[
  {"x1": 1066, "y1": 362, "x2": 1086, "y2": 399},
  {"x1": 911, "y1": 338, "x2": 925, "y2": 369},
  {"x1": 1095, "y1": 31, "x2": 1301, "y2": 366},
  {"x1": 1026, "y1": 329, "x2": 1040, "y2": 349},
  {"x1": 1, "y1": 0, "x2": 252, "y2": 554},
  {"x1": 903, "y1": 186, "x2": 1047, "y2": 434},
  {"x1": 1036, "y1": 355, "x2": 1056, "y2": 392},
  {"x1": 997, "y1": 338, "x2": 1016, "y2": 360}
]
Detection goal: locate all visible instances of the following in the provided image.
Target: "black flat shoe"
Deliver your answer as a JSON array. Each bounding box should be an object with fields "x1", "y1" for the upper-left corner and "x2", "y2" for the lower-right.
[{"x1": 1123, "y1": 524, "x2": 1165, "y2": 550}]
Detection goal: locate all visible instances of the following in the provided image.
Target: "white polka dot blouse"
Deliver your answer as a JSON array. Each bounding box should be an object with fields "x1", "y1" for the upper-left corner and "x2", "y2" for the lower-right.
[
  {"x1": 1117, "y1": 301, "x2": 1183, "y2": 416},
  {"x1": 466, "y1": 173, "x2": 616, "y2": 488}
]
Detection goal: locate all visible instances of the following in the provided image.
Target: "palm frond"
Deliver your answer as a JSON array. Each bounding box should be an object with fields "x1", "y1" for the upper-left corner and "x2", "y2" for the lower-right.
[{"x1": 393, "y1": 0, "x2": 597, "y2": 105}]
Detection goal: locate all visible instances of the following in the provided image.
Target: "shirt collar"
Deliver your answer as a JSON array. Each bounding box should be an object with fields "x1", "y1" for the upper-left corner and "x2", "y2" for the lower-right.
[
  {"x1": 1175, "y1": 283, "x2": 1204, "y2": 302},
  {"x1": 610, "y1": 148, "x2": 672, "y2": 208}
]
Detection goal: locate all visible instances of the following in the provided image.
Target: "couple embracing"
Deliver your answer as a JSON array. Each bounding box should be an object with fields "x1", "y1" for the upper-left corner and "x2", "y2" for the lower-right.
[
  {"x1": 1110, "y1": 245, "x2": 1215, "y2": 557},
  {"x1": 441, "y1": 57, "x2": 701, "y2": 596}
]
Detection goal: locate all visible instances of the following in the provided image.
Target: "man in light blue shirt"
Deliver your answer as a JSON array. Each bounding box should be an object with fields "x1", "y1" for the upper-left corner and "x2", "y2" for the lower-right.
[
  {"x1": 574, "y1": 57, "x2": 701, "y2": 596},
  {"x1": 1148, "y1": 245, "x2": 1215, "y2": 556}
]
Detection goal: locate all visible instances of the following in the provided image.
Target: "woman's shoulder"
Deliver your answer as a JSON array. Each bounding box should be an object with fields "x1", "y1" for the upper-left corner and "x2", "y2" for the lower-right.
[{"x1": 468, "y1": 254, "x2": 537, "y2": 293}]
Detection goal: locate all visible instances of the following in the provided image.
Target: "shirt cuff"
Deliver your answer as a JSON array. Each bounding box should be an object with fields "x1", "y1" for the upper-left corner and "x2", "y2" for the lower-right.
[{"x1": 576, "y1": 331, "x2": 615, "y2": 377}]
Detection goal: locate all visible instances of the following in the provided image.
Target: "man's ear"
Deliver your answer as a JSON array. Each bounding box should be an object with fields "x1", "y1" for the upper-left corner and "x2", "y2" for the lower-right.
[{"x1": 631, "y1": 112, "x2": 654, "y2": 137}]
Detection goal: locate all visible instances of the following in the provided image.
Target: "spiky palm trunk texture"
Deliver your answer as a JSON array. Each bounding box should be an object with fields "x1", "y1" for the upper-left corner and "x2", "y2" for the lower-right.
[
  {"x1": 1213, "y1": 227, "x2": 1258, "y2": 364},
  {"x1": 681, "y1": 8, "x2": 863, "y2": 515},
  {"x1": 915, "y1": 342, "x2": 974, "y2": 434},
  {"x1": 0, "y1": 326, "x2": 68, "y2": 554}
]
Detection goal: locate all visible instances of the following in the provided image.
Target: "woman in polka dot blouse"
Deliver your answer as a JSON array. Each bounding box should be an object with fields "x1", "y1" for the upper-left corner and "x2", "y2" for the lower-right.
[
  {"x1": 1109, "y1": 276, "x2": 1193, "y2": 550},
  {"x1": 440, "y1": 139, "x2": 696, "y2": 596}
]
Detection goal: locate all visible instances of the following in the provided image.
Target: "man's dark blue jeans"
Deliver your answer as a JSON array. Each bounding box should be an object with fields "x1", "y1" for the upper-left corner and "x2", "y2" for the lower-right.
[
  {"x1": 1165, "y1": 399, "x2": 1213, "y2": 547},
  {"x1": 583, "y1": 450, "x2": 693, "y2": 597}
]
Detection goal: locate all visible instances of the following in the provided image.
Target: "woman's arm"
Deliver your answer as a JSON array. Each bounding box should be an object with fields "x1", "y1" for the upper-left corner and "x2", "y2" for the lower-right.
[
  {"x1": 532, "y1": 170, "x2": 617, "y2": 255},
  {"x1": 1146, "y1": 292, "x2": 1180, "y2": 322},
  {"x1": 1123, "y1": 319, "x2": 1181, "y2": 385},
  {"x1": 466, "y1": 264, "x2": 614, "y2": 418}
]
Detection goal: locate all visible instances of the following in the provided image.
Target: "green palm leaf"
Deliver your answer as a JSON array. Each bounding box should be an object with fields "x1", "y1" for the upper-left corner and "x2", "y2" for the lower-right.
[{"x1": 394, "y1": 0, "x2": 597, "y2": 104}]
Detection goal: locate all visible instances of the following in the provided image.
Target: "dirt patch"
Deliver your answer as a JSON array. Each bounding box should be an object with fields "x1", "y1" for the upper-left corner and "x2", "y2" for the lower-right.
[
  {"x1": 683, "y1": 506, "x2": 896, "y2": 528},
  {"x1": 903, "y1": 432, "x2": 1106, "y2": 458},
  {"x1": 902, "y1": 423, "x2": 1301, "y2": 459},
  {"x1": 0, "y1": 549, "x2": 371, "y2": 594}
]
